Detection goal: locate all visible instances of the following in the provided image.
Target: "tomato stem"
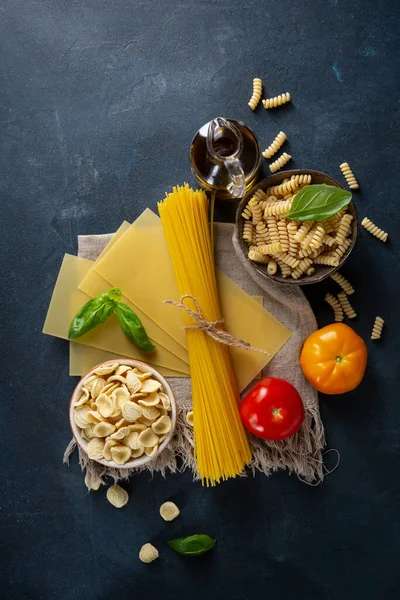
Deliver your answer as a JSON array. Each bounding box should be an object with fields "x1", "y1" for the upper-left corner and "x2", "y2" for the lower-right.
[{"x1": 335, "y1": 355, "x2": 344, "y2": 363}]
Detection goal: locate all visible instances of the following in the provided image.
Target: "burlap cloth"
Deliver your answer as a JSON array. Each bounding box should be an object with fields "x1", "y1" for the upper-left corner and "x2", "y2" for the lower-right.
[{"x1": 64, "y1": 223, "x2": 325, "y2": 486}]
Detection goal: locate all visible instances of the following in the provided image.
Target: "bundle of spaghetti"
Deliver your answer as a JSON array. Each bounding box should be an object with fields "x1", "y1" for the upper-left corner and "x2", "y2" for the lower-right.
[{"x1": 158, "y1": 184, "x2": 252, "y2": 486}]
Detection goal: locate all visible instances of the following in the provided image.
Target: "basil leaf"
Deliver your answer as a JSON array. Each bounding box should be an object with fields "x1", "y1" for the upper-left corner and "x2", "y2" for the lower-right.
[
  {"x1": 284, "y1": 184, "x2": 352, "y2": 221},
  {"x1": 167, "y1": 534, "x2": 216, "y2": 556},
  {"x1": 115, "y1": 302, "x2": 156, "y2": 352},
  {"x1": 68, "y1": 290, "x2": 119, "y2": 339}
]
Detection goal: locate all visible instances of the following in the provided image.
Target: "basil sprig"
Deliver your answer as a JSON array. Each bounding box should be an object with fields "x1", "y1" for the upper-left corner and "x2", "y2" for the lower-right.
[
  {"x1": 68, "y1": 289, "x2": 120, "y2": 339},
  {"x1": 167, "y1": 534, "x2": 216, "y2": 556},
  {"x1": 115, "y1": 302, "x2": 156, "y2": 352},
  {"x1": 284, "y1": 184, "x2": 352, "y2": 221},
  {"x1": 68, "y1": 288, "x2": 156, "y2": 352}
]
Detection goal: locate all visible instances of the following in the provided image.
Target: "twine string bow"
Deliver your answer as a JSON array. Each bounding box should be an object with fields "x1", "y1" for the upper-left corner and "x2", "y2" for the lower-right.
[{"x1": 164, "y1": 294, "x2": 271, "y2": 355}]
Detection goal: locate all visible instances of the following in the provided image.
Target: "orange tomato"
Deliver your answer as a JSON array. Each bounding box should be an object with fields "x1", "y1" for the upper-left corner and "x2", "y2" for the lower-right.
[{"x1": 300, "y1": 323, "x2": 368, "y2": 395}]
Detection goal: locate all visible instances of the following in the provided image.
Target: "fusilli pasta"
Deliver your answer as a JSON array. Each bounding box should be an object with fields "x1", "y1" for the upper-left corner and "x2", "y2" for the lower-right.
[
  {"x1": 361, "y1": 217, "x2": 388, "y2": 242},
  {"x1": 248, "y1": 78, "x2": 262, "y2": 110},
  {"x1": 262, "y1": 131, "x2": 287, "y2": 159},
  {"x1": 262, "y1": 92, "x2": 291, "y2": 109},
  {"x1": 248, "y1": 250, "x2": 269, "y2": 264},
  {"x1": 330, "y1": 271, "x2": 355, "y2": 295},
  {"x1": 337, "y1": 291, "x2": 357, "y2": 319},
  {"x1": 269, "y1": 152, "x2": 292, "y2": 173},
  {"x1": 267, "y1": 260, "x2": 278, "y2": 275},
  {"x1": 371, "y1": 316, "x2": 384, "y2": 340},
  {"x1": 325, "y1": 293, "x2": 344, "y2": 322},
  {"x1": 243, "y1": 175, "x2": 354, "y2": 280},
  {"x1": 340, "y1": 162, "x2": 359, "y2": 190}
]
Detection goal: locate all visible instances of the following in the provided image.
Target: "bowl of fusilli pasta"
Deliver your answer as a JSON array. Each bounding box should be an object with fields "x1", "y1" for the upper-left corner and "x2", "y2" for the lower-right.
[{"x1": 235, "y1": 169, "x2": 358, "y2": 285}]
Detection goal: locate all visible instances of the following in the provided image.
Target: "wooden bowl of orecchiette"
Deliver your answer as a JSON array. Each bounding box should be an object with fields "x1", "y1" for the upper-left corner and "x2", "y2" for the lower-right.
[{"x1": 69, "y1": 359, "x2": 177, "y2": 469}]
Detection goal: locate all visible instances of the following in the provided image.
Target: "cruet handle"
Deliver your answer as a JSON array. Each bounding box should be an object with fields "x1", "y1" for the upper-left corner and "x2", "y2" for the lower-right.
[{"x1": 206, "y1": 117, "x2": 246, "y2": 198}]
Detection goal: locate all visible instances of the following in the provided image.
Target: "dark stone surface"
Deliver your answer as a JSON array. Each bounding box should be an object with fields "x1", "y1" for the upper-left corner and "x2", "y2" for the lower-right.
[{"x1": 1, "y1": 1, "x2": 399, "y2": 598}]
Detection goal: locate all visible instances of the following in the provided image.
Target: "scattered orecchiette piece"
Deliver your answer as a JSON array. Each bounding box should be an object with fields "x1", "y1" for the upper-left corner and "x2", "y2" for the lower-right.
[
  {"x1": 93, "y1": 422, "x2": 116, "y2": 438},
  {"x1": 73, "y1": 387, "x2": 90, "y2": 407},
  {"x1": 115, "y1": 364, "x2": 131, "y2": 376},
  {"x1": 103, "y1": 438, "x2": 119, "y2": 460},
  {"x1": 87, "y1": 438, "x2": 105, "y2": 460},
  {"x1": 110, "y1": 445, "x2": 131, "y2": 465},
  {"x1": 87, "y1": 410, "x2": 105, "y2": 424},
  {"x1": 160, "y1": 501, "x2": 180, "y2": 522},
  {"x1": 152, "y1": 416, "x2": 172, "y2": 435},
  {"x1": 144, "y1": 445, "x2": 159, "y2": 457},
  {"x1": 95, "y1": 393, "x2": 114, "y2": 418},
  {"x1": 139, "y1": 428, "x2": 160, "y2": 448},
  {"x1": 94, "y1": 363, "x2": 119, "y2": 376},
  {"x1": 140, "y1": 379, "x2": 162, "y2": 394},
  {"x1": 124, "y1": 431, "x2": 143, "y2": 450},
  {"x1": 85, "y1": 471, "x2": 102, "y2": 491},
  {"x1": 74, "y1": 406, "x2": 92, "y2": 429},
  {"x1": 138, "y1": 392, "x2": 161, "y2": 407},
  {"x1": 126, "y1": 371, "x2": 142, "y2": 394},
  {"x1": 139, "y1": 543, "x2": 159, "y2": 563},
  {"x1": 106, "y1": 484, "x2": 129, "y2": 508},
  {"x1": 141, "y1": 406, "x2": 160, "y2": 421},
  {"x1": 109, "y1": 425, "x2": 135, "y2": 440},
  {"x1": 159, "y1": 392, "x2": 171, "y2": 411},
  {"x1": 186, "y1": 411, "x2": 194, "y2": 426},
  {"x1": 122, "y1": 401, "x2": 143, "y2": 422},
  {"x1": 131, "y1": 447, "x2": 145, "y2": 458},
  {"x1": 90, "y1": 378, "x2": 106, "y2": 399},
  {"x1": 102, "y1": 383, "x2": 119, "y2": 396}
]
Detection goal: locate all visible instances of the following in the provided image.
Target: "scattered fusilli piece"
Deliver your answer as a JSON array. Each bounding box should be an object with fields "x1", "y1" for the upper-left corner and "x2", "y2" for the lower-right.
[
  {"x1": 361, "y1": 217, "x2": 388, "y2": 242},
  {"x1": 337, "y1": 291, "x2": 357, "y2": 319},
  {"x1": 262, "y1": 131, "x2": 287, "y2": 159},
  {"x1": 330, "y1": 271, "x2": 355, "y2": 295},
  {"x1": 248, "y1": 78, "x2": 262, "y2": 110},
  {"x1": 269, "y1": 152, "x2": 292, "y2": 173},
  {"x1": 340, "y1": 162, "x2": 359, "y2": 190},
  {"x1": 371, "y1": 316, "x2": 384, "y2": 340},
  {"x1": 262, "y1": 93, "x2": 291, "y2": 109},
  {"x1": 325, "y1": 293, "x2": 344, "y2": 322}
]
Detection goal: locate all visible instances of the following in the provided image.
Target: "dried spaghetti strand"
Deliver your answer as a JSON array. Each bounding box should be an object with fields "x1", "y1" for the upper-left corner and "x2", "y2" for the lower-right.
[{"x1": 158, "y1": 185, "x2": 252, "y2": 486}]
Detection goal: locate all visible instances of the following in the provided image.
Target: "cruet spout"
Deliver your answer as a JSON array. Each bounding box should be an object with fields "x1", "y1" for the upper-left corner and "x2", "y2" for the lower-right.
[{"x1": 206, "y1": 117, "x2": 246, "y2": 198}]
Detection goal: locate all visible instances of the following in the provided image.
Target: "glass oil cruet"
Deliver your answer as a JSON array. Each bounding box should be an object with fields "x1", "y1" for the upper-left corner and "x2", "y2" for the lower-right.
[{"x1": 190, "y1": 117, "x2": 261, "y2": 199}]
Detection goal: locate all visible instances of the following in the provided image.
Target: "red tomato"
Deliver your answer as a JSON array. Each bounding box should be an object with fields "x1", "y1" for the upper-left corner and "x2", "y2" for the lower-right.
[{"x1": 240, "y1": 377, "x2": 304, "y2": 440}]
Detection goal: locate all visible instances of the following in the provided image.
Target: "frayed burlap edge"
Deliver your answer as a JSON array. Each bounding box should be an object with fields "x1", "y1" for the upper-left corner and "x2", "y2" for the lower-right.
[{"x1": 64, "y1": 404, "x2": 325, "y2": 489}]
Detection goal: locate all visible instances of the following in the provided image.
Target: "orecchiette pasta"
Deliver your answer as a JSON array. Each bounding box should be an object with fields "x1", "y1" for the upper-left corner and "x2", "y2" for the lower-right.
[
  {"x1": 340, "y1": 162, "x2": 359, "y2": 190},
  {"x1": 262, "y1": 131, "x2": 287, "y2": 159},
  {"x1": 371, "y1": 316, "x2": 384, "y2": 340},
  {"x1": 106, "y1": 484, "x2": 129, "y2": 508},
  {"x1": 330, "y1": 271, "x2": 355, "y2": 295},
  {"x1": 139, "y1": 543, "x2": 159, "y2": 564},
  {"x1": 248, "y1": 77, "x2": 262, "y2": 110},
  {"x1": 361, "y1": 217, "x2": 388, "y2": 242},
  {"x1": 73, "y1": 363, "x2": 173, "y2": 466},
  {"x1": 262, "y1": 92, "x2": 291, "y2": 109},
  {"x1": 269, "y1": 152, "x2": 292, "y2": 173},
  {"x1": 337, "y1": 291, "x2": 357, "y2": 319},
  {"x1": 160, "y1": 501, "x2": 180, "y2": 521},
  {"x1": 325, "y1": 293, "x2": 344, "y2": 322}
]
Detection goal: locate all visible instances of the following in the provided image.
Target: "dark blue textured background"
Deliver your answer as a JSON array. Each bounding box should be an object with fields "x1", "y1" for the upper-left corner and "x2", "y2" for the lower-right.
[{"x1": 1, "y1": 1, "x2": 399, "y2": 599}]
